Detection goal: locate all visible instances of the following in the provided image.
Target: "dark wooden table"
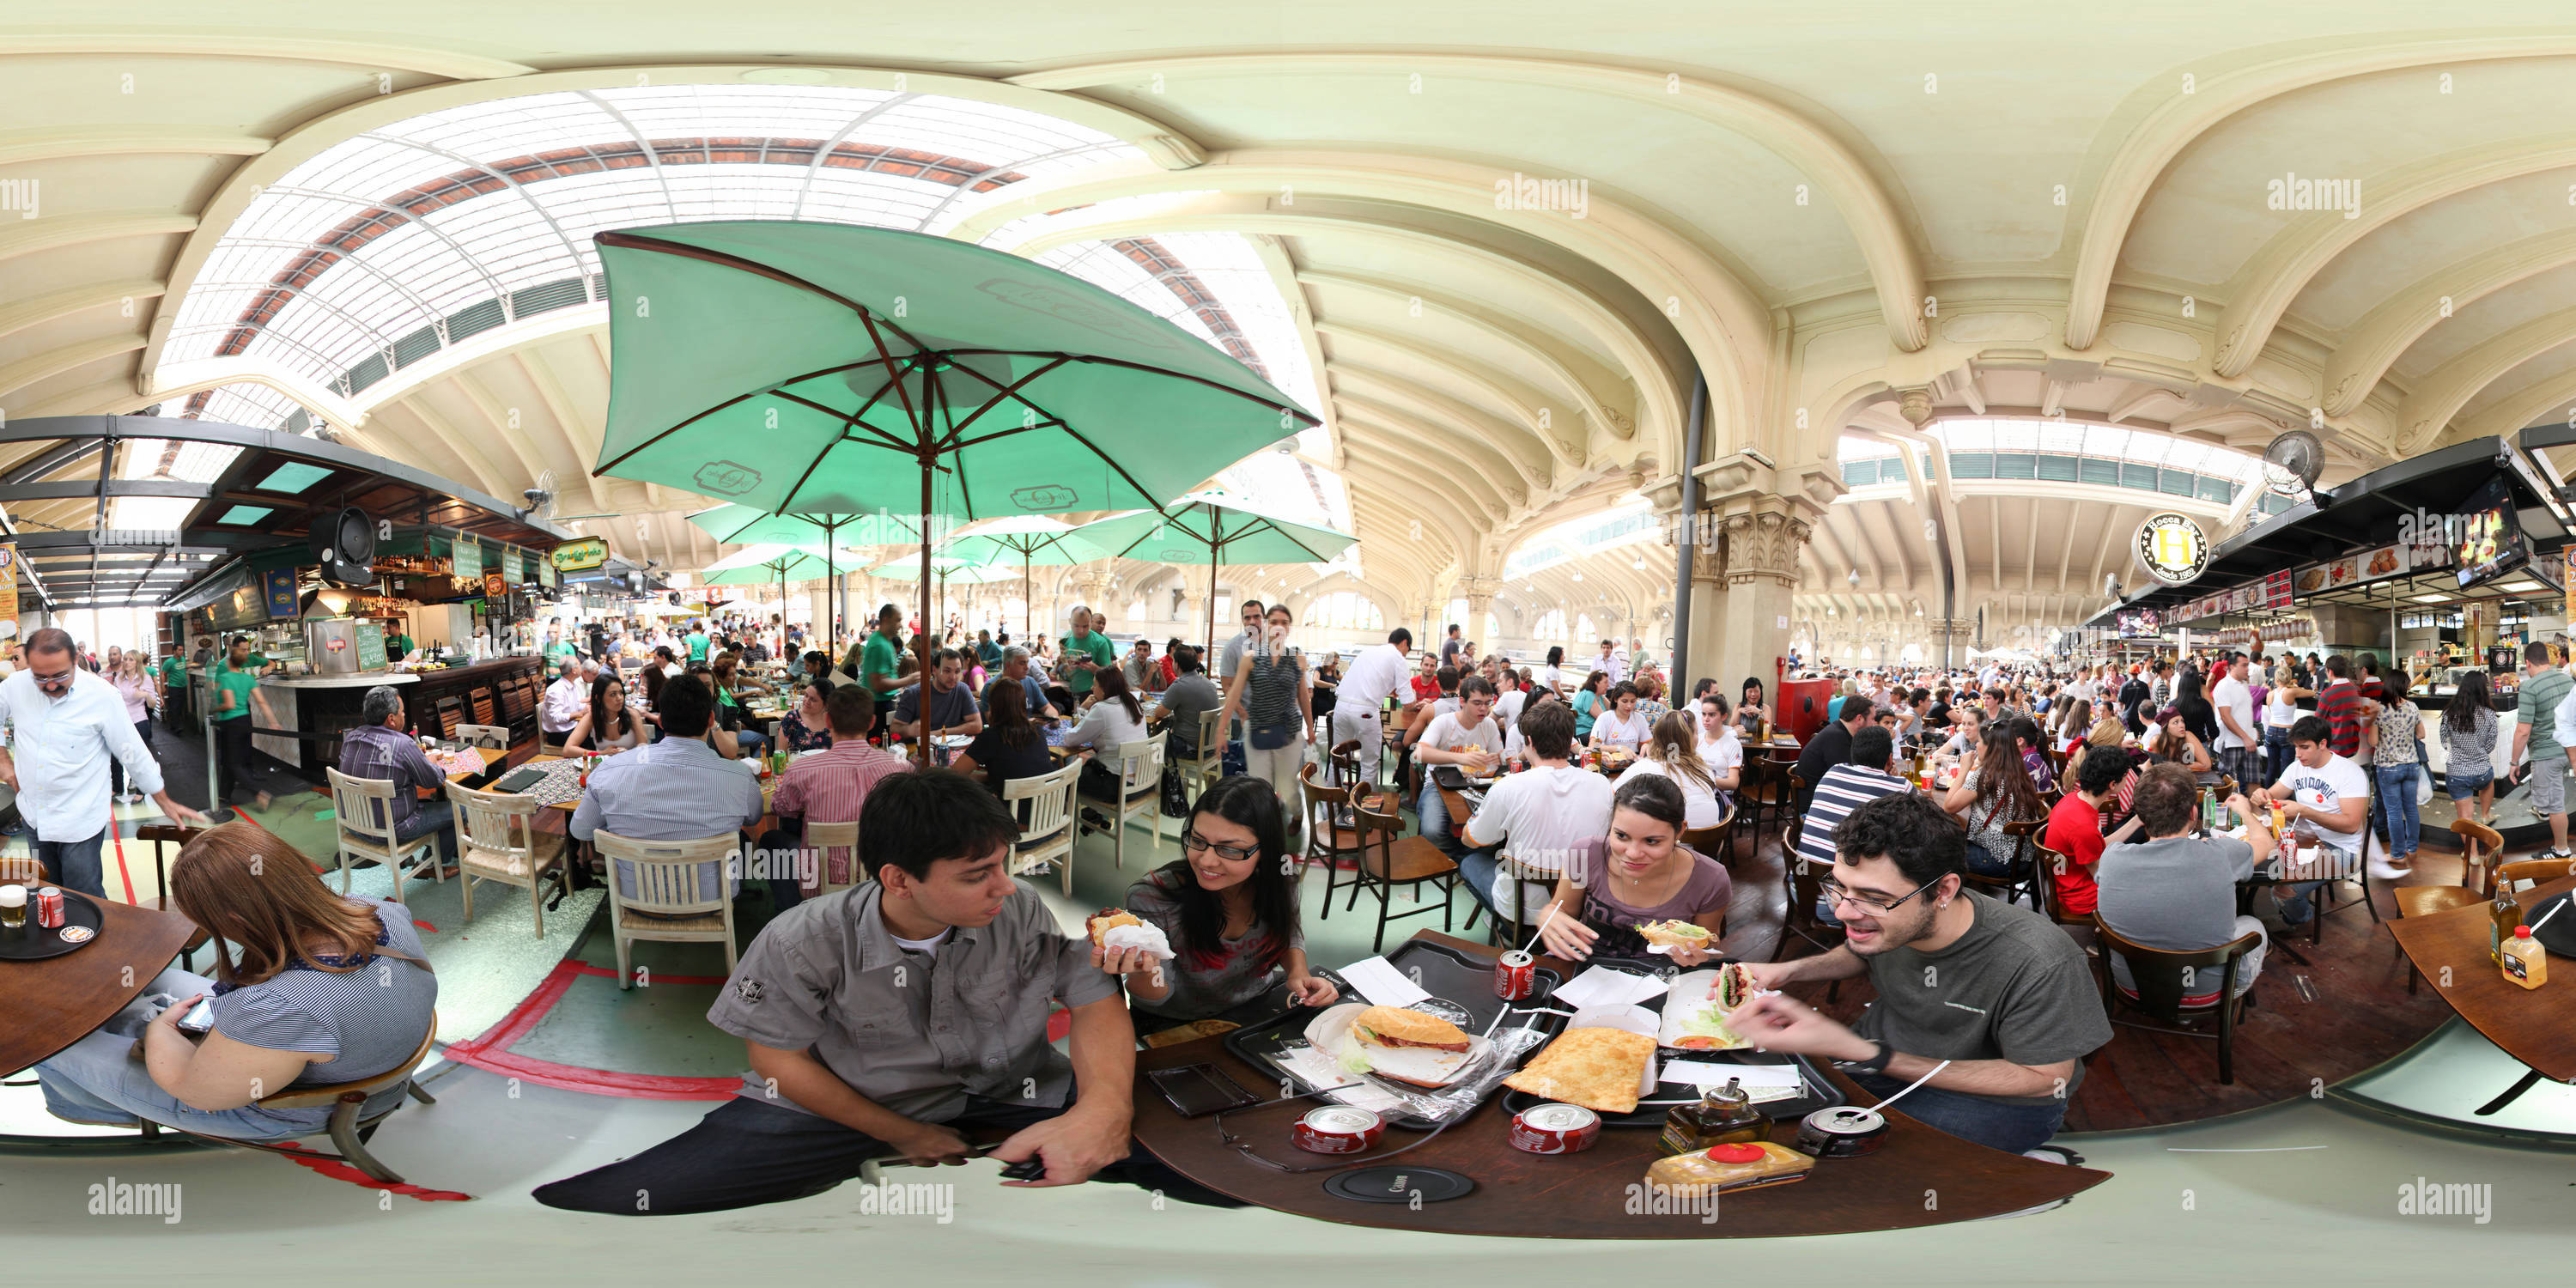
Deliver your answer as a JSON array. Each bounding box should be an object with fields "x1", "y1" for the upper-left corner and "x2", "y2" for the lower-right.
[
  {"x1": 1130, "y1": 930, "x2": 2111, "y2": 1236},
  {"x1": 0, "y1": 897, "x2": 200, "y2": 1075},
  {"x1": 2390, "y1": 873, "x2": 2576, "y2": 1086}
]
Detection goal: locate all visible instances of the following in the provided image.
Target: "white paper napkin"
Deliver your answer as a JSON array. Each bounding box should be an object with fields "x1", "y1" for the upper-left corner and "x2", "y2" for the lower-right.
[
  {"x1": 1550, "y1": 964, "x2": 1670, "y2": 1009},
  {"x1": 1274, "y1": 1046, "x2": 1408, "y2": 1114},
  {"x1": 1336, "y1": 956, "x2": 1431, "y2": 1008}
]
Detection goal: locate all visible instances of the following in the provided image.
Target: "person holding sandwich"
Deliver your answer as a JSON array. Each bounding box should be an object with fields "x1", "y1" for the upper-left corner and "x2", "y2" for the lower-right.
[
  {"x1": 532, "y1": 770, "x2": 1234, "y2": 1215},
  {"x1": 1537, "y1": 775, "x2": 1730, "y2": 964},
  {"x1": 1092, "y1": 778, "x2": 1337, "y2": 1034}
]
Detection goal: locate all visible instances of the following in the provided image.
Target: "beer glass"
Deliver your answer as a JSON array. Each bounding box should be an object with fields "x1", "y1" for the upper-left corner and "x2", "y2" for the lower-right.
[{"x1": 0, "y1": 884, "x2": 24, "y2": 930}]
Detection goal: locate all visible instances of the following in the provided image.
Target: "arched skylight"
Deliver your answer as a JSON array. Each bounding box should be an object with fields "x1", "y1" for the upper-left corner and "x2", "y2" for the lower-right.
[
  {"x1": 160, "y1": 84, "x2": 1145, "y2": 398},
  {"x1": 1925, "y1": 418, "x2": 2265, "y2": 483}
]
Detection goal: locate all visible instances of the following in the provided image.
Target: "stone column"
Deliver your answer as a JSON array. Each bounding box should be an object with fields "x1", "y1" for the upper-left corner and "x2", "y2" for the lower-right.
[{"x1": 1710, "y1": 509, "x2": 1809, "y2": 696}]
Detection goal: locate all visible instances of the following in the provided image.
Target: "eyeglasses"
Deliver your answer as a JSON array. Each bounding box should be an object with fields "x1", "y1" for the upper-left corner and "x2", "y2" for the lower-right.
[
  {"x1": 30, "y1": 666, "x2": 73, "y2": 690},
  {"x1": 1181, "y1": 830, "x2": 1260, "y2": 862},
  {"x1": 1818, "y1": 874, "x2": 1942, "y2": 913}
]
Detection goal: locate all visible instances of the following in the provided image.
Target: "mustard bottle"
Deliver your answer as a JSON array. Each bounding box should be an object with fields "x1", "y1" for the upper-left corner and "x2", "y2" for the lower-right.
[{"x1": 2502, "y1": 926, "x2": 2547, "y2": 991}]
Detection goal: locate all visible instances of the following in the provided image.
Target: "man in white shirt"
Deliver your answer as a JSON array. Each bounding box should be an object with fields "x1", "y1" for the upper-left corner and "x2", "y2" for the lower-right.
[
  {"x1": 2251, "y1": 714, "x2": 2369, "y2": 928},
  {"x1": 0, "y1": 628, "x2": 210, "y2": 896},
  {"x1": 1595, "y1": 639, "x2": 1625, "y2": 686},
  {"x1": 2210, "y1": 652, "x2": 2261, "y2": 791},
  {"x1": 541, "y1": 657, "x2": 587, "y2": 750},
  {"x1": 1459, "y1": 702, "x2": 1614, "y2": 921},
  {"x1": 1415, "y1": 677, "x2": 1504, "y2": 860},
  {"x1": 1330, "y1": 627, "x2": 1413, "y2": 779}
]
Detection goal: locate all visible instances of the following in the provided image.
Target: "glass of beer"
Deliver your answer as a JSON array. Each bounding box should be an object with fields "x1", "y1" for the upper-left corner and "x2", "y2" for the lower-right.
[{"x1": 0, "y1": 884, "x2": 23, "y2": 929}]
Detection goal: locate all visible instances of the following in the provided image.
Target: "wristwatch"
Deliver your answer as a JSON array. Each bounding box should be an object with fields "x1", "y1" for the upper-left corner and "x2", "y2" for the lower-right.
[{"x1": 1834, "y1": 1040, "x2": 1894, "y2": 1077}]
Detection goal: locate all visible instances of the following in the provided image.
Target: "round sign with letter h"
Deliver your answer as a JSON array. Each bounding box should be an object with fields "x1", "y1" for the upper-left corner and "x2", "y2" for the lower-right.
[{"x1": 2135, "y1": 511, "x2": 2208, "y2": 585}]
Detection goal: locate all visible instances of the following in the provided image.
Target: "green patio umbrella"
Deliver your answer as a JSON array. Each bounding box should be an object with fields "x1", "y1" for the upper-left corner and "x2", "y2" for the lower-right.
[
  {"x1": 1064, "y1": 491, "x2": 1357, "y2": 658},
  {"x1": 928, "y1": 515, "x2": 1117, "y2": 638},
  {"x1": 702, "y1": 544, "x2": 867, "y2": 655},
  {"x1": 596, "y1": 221, "x2": 1315, "y2": 759},
  {"x1": 688, "y1": 504, "x2": 958, "y2": 647}
]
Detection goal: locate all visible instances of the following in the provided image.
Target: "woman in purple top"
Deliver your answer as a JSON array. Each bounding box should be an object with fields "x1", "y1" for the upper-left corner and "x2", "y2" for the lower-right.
[{"x1": 1536, "y1": 775, "x2": 1730, "y2": 965}]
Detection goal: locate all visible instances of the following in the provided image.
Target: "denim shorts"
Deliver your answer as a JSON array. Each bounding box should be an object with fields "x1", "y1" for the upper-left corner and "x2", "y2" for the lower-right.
[{"x1": 2445, "y1": 769, "x2": 2493, "y2": 800}]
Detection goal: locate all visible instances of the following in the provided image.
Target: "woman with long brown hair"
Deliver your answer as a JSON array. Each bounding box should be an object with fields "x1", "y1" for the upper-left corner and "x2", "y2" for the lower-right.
[
  {"x1": 33, "y1": 823, "x2": 438, "y2": 1138},
  {"x1": 1943, "y1": 723, "x2": 2048, "y2": 877},
  {"x1": 1613, "y1": 709, "x2": 1725, "y2": 827}
]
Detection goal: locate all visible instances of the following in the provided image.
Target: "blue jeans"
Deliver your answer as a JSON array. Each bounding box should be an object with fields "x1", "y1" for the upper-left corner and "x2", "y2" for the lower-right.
[
  {"x1": 1456, "y1": 846, "x2": 1504, "y2": 915},
  {"x1": 37, "y1": 828, "x2": 106, "y2": 898},
  {"x1": 2378, "y1": 763, "x2": 2420, "y2": 856},
  {"x1": 1418, "y1": 782, "x2": 1466, "y2": 860},
  {"x1": 398, "y1": 799, "x2": 458, "y2": 863},
  {"x1": 1847, "y1": 1070, "x2": 2068, "y2": 1154},
  {"x1": 34, "y1": 968, "x2": 348, "y2": 1139},
  {"x1": 2263, "y1": 728, "x2": 2293, "y2": 786}
]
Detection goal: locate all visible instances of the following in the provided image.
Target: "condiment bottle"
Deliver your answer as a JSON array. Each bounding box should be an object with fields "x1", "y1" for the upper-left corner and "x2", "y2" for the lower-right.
[
  {"x1": 2502, "y1": 926, "x2": 2547, "y2": 990},
  {"x1": 2490, "y1": 882, "x2": 2523, "y2": 967},
  {"x1": 1658, "y1": 1077, "x2": 1765, "y2": 1156}
]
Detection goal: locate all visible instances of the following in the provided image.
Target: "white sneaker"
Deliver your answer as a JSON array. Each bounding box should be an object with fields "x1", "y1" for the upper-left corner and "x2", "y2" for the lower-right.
[{"x1": 2366, "y1": 855, "x2": 2407, "y2": 881}]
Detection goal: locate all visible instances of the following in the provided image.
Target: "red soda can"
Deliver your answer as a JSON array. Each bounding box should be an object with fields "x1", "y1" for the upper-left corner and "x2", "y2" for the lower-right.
[
  {"x1": 1291, "y1": 1106, "x2": 1383, "y2": 1154},
  {"x1": 34, "y1": 886, "x2": 64, "y2": 929},
  {"x1": 1509, "y1": 1103, "x2": 1601, "y2": 1154},
  {"x1": 1495, "y1": 949, "x2": 1537, "y2": 1000}
]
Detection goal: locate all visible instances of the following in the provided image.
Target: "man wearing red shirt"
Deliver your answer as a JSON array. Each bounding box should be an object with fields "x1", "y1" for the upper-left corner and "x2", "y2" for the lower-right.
[
  {"x1": 2043, "y1": 743, "x2": 2143, "y2": 915},
  {"x1": 2313, "y1": 654, "x2": 2364, "y2": 758},
  {"x1": 1408, "y1": 650, "x2": 1443, "y2": 702}
]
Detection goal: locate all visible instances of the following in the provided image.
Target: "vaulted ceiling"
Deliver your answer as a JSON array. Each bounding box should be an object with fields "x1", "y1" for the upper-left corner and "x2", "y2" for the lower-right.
[{"x1": 8, "y1": 4, "x2": 2576, "y2": 632}]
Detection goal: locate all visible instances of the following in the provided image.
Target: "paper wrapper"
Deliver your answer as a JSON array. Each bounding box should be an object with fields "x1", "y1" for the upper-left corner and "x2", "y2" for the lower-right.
[{"x1": 1099, "y1": 921, "x2": 1175, "y2": 960}]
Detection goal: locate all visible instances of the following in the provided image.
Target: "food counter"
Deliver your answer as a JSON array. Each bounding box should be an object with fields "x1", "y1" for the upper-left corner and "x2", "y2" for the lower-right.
[{"x1": 228, "y1": 655, "x2": 546, "y2": 772}]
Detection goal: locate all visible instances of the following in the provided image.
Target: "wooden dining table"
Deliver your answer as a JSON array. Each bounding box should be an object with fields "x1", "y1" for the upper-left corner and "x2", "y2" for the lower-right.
[
  {"x1": 1128, "y1": 929, "x2": 2111, "y2": 1237},
  {"x1": 2389, "y1": 872, "x2": 2576, "y2": 1112},
  {"x1": 0, "y1": 897, "x2": 201, "y2": 1076}
]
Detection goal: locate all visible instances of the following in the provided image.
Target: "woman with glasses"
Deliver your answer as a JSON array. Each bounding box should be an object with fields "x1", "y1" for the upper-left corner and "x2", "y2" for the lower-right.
[{"x1": 1092, "y1": 777, "x2": 1337, "y2": 1036}]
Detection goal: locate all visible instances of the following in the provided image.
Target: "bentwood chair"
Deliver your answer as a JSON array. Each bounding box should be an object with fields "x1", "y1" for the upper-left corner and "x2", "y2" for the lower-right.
[
  {"x1": 1345, "y1": 784, "x2": 1461, "y2": 953},
  {"x1": 1004, "y1": 762, "x2": 1082, "y2": 896},
  {"x1": 161, "y1": 1024, "x2": 440, "y2": 1184},
  {"x1": 1301, "y1": 763, "x2": 1371, "y2": 920},
  {"x1": 129, "y1": 825, "x2": 212, "y2": 970},
  {"x1": 326, "y1": 768, "x2": 445, "y2": 902},
  {"x1": 447, "y1": 781, "x2": 573, "y2": 938},
  {"x1": 592, "y1": 829, "x2": 742, "y2": 987},
  {"x1": 2092, "y1": 918, "x2": 2263, "y2": 1084},
  {"x1": 1770, "y1": 817, "x2": 1847, "y2": 1002},
  {"x1": 1961, "y1": 817, "x2": 2044, "y2": 909}
]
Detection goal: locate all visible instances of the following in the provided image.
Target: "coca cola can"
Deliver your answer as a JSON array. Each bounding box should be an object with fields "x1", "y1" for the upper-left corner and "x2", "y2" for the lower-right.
[
  {"x1": 34, "y1": 886, "x2": 64, "y2": 929},
  {"x1": 1291, "y1": 1105, "x2": 1384, "y2": 1154},
  {"x1": 1495, "y1": 949, "x2": 1538, "y2": 1000},
  {"x1": 1509, "y1": 1102, "x2": 1601, "y2": 1154}
]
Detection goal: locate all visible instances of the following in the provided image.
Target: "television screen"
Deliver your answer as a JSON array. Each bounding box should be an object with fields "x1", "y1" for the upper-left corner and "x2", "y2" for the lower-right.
[{"x1": 2453, "y1": 477, "x2": 2529, "y2": 589}]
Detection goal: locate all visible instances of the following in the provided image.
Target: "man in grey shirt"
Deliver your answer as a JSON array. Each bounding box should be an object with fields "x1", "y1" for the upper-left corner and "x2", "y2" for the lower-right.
[
  {"x1": 536, "y1": 771, "x2": 1234, "y2": 1215},
  {"x1": 2097, "y1": 762, "x2": 2270, "y2": 997},
  {"x1": 1723, "y1": 791, "x2": 2112, "y2": 1156},
  {"x1": 1150, "y1": 644, "x2": 1224, "y2": 758}
]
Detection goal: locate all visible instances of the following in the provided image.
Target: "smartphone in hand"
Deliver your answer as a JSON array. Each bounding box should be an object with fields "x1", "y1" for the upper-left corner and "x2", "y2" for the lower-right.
[{"x1": 176, "y1": 998, "x2": 215, "y2": 1033}]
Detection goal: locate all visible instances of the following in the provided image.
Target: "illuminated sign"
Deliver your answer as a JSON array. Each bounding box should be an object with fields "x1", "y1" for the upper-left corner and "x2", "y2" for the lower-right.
[{"x1": 2135, "y1": 512, "x2": 2208, "y2": 585}]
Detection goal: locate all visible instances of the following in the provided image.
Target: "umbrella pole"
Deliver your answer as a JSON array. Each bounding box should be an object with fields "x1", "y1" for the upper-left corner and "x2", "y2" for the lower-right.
[
  {"x1": 918, "y1": 466, "x2": 934, "y2": 767},
  {"x1": 1024, "y1": 548, "x2": 1033, "y2": 641},
  {"x1": 1205, "y1": 504, "x2": 1219, "y2": 661}
]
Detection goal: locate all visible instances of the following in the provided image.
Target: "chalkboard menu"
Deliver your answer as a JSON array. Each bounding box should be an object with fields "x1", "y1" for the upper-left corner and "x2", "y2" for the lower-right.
[
  {"x1": 453, "y1": 539, "x2": 483, "y2": 581},
  {"x1": 355, "y1": 619, "x2": 387, "y2": 671}
]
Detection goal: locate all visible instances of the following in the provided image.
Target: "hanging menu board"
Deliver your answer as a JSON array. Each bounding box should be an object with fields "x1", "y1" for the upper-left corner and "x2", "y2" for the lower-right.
[{"x1": 453, "y1": 538, "x2": 483, "y2": 582}]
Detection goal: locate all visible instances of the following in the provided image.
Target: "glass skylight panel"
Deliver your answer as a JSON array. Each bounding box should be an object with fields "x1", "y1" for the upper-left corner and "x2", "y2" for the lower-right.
[
  {"x1": 218, "y1": 505, "x2": 275, "y2": 526},
  {"x1": 109, "y1": 497, "x2": 196, "y2": 531},
  {"x1": 1838, "y1": 434, "x2": 1901, "y2": 461},
  {"x1": 255, "y1": 461, "x2": 333, "y2": 493}
]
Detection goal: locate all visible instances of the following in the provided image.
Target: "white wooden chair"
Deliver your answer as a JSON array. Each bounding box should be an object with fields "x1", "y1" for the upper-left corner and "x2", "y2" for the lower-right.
[
  {"x1": 805, "y1": 817, "x2": 861, "y2": 896},
  {"x1": 446, "y1": 781, "x2": 573, "y2": 938},
  {"x1": 592, "y1": 829, "x2": 741, "y2": 987},
  {"x1": 454, "y1": 723, "x2": 509, "y2": 751},
  {"x1": 325, "y1": 768, "x2": 444, "y2": 901},
  {"x1": 1086, "y1": 730, "x2": 1167, "y2": 872},
  {"x1": 1169, "y1": 710, "x2": 1224, "y2": 830},
  {"x1": 1005, "y1": 761, "x2": 1082, "y2": 895},
  {"x1": 161, "y1": 1024, "x2": 439, "y2": 1184}
]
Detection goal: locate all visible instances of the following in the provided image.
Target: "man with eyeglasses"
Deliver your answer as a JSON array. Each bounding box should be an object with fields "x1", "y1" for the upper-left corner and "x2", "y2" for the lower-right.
[
  {"x1": 0, "y1": 628, "x2": 213, "y2": 896},
  {"x1": 1725, "y1": 790, "x2": 2111, "y2": 1157}
]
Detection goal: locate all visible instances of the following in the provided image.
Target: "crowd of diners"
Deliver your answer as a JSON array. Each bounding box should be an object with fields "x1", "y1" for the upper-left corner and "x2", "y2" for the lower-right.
[{"x1": 21, "y1": 606, "x2": 2525, "y2": 1214}]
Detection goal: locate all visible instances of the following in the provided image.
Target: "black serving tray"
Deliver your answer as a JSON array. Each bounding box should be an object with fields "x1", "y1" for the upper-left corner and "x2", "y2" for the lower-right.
[
  {"x1": 0, "y1": 890, "x2": 106, "y2": 961},
  {"x1": 1222, "y1": 938, "x2": 1567, "y2": 1128},
  {"x1": 1494, "y1": 957, "x2": 1844, "y2": 1127}
]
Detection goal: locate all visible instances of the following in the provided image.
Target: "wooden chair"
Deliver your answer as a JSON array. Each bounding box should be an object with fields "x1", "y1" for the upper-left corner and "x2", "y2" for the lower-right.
[
  {"x1": 325, "y1": 768, "x2": 445, "y2": 902},
  {"x1": 166, "y1": 1024, "x2": 440, "y2": 1184},
  {"x1": 130, "y1": 823, "x2": 212, "y2": 969},
  {"x1": 1680, "y1": 800, "x2": 1734, "y2": 868},
  {"x1": 432, "y1": 696, "x2": 463, "y2": 740},
  {"x1": 1080, "y1": 730, "x2": 1166, "y2": 872},
  {"x1": 1343, "y1": 784, "x2": 1461, "y2": 953},
  {"x1": 2442, "y1": 817, "x2": 2510, "y2": 903},
  {"x1": 1299, "y1": 763, "x2": 1370, "y2": 920},
  {"x1": 2091, "y1": 918, "x2": 2263, "y2": 1084},
  {"x1": 2397, "y1": 845, "x2": 2567, "y2": 993},
  {"x1": 454, "y1": 723, "x2": 509, "y2": 751},
  {"x1": 1961, "y1": 817, "x2": 2044, "y2": 908},
  {"x1": 1169, "y1": 710, "x2": 1225, "y2": 825},
  {"x1": 1325, "y1": 738, "x2": 1371, "y2": 794},
  {"x1": 471, "y1": 689, "x2": 498, "y2": 727},
  {"x1": 1004, "y1": 762, "x2": 1082, "y2": 896},
  {"x1": 804, "y1": 818, "x2": 862, "y2": 896},
  {"x1": 1479, "y1": 850, "x2": 1563, "y2": 950},
  {"x1": 446, "y1": 781, "x2": 572, "y2": 938},
  {"x1": 592, "y1": 829, "x2": 741, "y2": 987},
  {"x1": 1770, "y1": 817, "x2": 1847, "y2": 999}
]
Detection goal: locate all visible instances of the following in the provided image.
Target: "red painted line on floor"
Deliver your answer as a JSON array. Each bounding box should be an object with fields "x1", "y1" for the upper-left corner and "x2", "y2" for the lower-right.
[
  {"x1": 269, "y1": 1139, "x2": 473, "y2": 1200},
  {"x1": 412, "y1": 920, "x2": 438, "y2": 933},
  {"x1": 438, "y1": 1043, "x2": 739, "y2": 1102},
  {"x1": 447, "y1": 960, "x2": 582, "y2": 1060},
  {"x1": 568, "y1": 962, "x2": 730, "y2": 986},
  {"x1": 109, "y1": 822, "x2": 136, "y2": 906}
]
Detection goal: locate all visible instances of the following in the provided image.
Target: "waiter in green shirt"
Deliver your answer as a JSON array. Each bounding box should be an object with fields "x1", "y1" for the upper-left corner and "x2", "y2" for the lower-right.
[
  {"x1": 1059, "y1": 607, "x2": 1116, "y2": 707},
  {"x1": 155, "y1": 651, "x2": 191, "y2": 736},
  {"x1": 860, "y1": 603, "x2": 916, "y2": 738},
  {"x1": 686, "y1": 622, "x2": 711, "y2": 665},
  {"x1": 211, "y1": 634, "x2": 275, "y2": 811},
  {"x1": 544, "y1": 625, "x2": 580, "y2": 668},
  {"x1": 387, "y1": 628, "x2": 414, "y2": 662}
]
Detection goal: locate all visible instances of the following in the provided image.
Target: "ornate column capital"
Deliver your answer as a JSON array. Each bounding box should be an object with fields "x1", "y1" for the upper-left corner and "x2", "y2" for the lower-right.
[{"x1": 1719, "y1": 510, "x2": 1811, "y2": 588}]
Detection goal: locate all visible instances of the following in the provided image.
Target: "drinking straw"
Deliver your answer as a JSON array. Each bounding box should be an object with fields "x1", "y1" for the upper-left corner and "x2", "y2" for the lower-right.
[
  {"x1": 1522, "y1": 901, "x2": 1562, "y2": 954},
  {"x1": 1863, "y1": 1060, "x2": 1953, "y2": 1115}
]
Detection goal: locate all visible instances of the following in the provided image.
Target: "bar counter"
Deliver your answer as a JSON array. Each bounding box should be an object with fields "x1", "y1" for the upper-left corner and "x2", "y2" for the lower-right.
[{"x1": 243, "y1": 655, "x2": 546, "y2": 771}]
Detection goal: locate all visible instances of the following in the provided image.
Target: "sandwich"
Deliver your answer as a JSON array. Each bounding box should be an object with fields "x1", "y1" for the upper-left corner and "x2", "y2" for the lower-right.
[
  {"x1": 1637, "y1": 920, "x2": 1712, "y2": 951},
  {"x1": 1502, "y1": 1025, "x2": 1658, "y2": 1114},
  {"x1": 1344, "y1": 1005, "x2": 1475, "y2": 1087},
  {"x1": 1085, "y1": 909, "x2": 1173, "y2": 959},
  {"x1": 1669, "y1": 963, "x2": 1753, "y2": 1051}
]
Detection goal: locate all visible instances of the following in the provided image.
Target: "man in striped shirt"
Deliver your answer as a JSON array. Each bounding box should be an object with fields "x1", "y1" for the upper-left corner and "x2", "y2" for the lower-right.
[
  {"x1": 761, "y1": 685, "x2": 912, "y2": 908},
  {"x1": 2313, "y1": 654, "x2": 2365, "y2": 759},
  {"x1": 1795, "y1": 725, "x2": 1911, "y2": 927}
]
